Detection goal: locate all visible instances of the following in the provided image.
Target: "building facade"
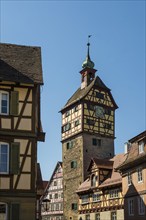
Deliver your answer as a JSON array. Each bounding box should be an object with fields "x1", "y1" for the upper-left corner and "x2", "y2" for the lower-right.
[
  {"x1": 117, "y1": 131, "x2": 146, "y2": 220},
  {"x1": 0, "y1": 43, "x2": 45, "y2": 220},
  {"x1": 60, "y1": 41, "x2": 118, "y2": 220},
  {"x1": 41, "y1": 161, "x2": 63, "y2": 220},
  {"x1": 76, "y1": 154, "x2": 125, "y2": 220}
]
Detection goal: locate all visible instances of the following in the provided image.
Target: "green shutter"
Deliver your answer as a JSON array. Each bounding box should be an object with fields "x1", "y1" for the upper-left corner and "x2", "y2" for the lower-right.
[
  {"x1": 10, "y1": 204, "x2": 20, "y2": 220},
  {"x1": 10, "y1": 143, "x2": 20, "y2": 174},
  {"x1": 10, "y1": 91, "x2": 19, "y2": 115}
]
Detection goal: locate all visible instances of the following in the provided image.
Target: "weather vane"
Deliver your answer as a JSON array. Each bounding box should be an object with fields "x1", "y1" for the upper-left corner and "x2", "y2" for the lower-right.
[{"x1": 87, "y1": 35, "x2": 92, "y2": 45}]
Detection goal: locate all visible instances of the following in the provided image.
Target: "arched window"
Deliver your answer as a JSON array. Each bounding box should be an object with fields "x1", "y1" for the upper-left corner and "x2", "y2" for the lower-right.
[
  {"x1": 0, "y1": 203, "x2": 7, "y2": 220},
  {"x1": 91, "y1": 174, "x2": 97, "y2": 187}
]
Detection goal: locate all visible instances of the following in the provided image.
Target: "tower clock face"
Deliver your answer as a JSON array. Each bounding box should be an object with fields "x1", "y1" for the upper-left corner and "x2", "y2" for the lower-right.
[{"x1": 94, "y1": 105, "x2": 104, "y2": 118}]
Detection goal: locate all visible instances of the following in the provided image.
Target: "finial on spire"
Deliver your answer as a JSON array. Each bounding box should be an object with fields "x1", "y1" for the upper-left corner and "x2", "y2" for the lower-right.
[{"x1": 82, "y1": 35, "x2": 95, "y2": 69}]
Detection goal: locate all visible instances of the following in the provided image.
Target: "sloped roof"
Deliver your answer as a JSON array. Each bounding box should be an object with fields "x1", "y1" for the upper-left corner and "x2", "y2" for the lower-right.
[
  {"x1": 117, "y1": 131, "x2": 146, "y2": 170},
  {"x1": 61, "y1": 76, "x2": 115, "y2": 111},
  {"x1": 87, "y1": 157, "x2": 113, "y2": 171},
  {"x1": 76, "y1": 154, "x2": 126, "y2": 193},
  {"x1": 99, "y1": 154, "x2": 126, "y2": 188},
  {"x1": 0, "y1": 43, "x2": 43, "y2": 84}
]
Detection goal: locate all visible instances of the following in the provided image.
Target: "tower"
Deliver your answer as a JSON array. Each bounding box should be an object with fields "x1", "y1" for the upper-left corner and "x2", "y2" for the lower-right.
[{"x1": 60, "y1": 39, "x2": 118, "y2": 220}]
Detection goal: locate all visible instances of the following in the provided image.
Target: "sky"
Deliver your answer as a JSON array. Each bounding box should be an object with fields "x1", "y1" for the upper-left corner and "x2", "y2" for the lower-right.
[{"x1": 0, "y1": 0, "x2": 145, "y2": 180}]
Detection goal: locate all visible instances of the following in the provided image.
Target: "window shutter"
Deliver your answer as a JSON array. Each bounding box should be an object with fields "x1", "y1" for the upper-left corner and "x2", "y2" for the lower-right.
[
  {"x1": 10, "y1": 143, "x2": 20, "y2": 174},
  {"x1": 10, "y1": 91, "x2": 19, "y2": 115},
  {"x1": 10, "y1": 204, "x2": 20, "y2": 220}
]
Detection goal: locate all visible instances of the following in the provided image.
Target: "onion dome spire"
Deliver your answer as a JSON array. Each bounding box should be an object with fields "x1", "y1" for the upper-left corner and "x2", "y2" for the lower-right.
[{"x1": 82, "y1": 35, "x2": 95, "y2": 69}]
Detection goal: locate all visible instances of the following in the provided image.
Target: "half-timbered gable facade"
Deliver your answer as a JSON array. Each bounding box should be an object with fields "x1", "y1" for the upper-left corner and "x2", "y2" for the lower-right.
[
  {"x1": 0, "y1": 43, "x2": 45, "y2": 220},
  {"x1": 41, "y1": 161, "x2": 63, "y2": 220},
  {"x1": 77, "y1": 154, "x2": 126, "y2": 220},
  {"x1": 60, "y1": 41, "x2": 118, "y2": 220},
  {"x1": 117, "y1": 131, "x2": 146, "y2": 220}
]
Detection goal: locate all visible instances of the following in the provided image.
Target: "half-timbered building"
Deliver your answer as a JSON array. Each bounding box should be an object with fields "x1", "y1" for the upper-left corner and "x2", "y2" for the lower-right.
[
  {"x1": 41, "y1": 161, "x2": 63, "y2": 220},
  {"x1": 60, "y1": 40, "x2": 118, "y2": 220},
  {"x1": 76, "y1": 154, "x2": 126, "y2": 220},
  {"x1": 0, "y1": 43, "x2": 45, "y2": 220},
  {"x1": 117, "y1": 131, "x2": 146, "y2": 220}
]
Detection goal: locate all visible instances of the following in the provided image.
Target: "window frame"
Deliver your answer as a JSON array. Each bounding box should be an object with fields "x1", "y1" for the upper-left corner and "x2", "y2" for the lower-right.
[
  {"x1": 128, "y1": 198, "x2": 134, "y2": 216},
  {"x1": 0, "y1": 202, "x2": 8, "y2": 220},
  {"x1": 95, "y1": 213, "x2": 100, "y2": 220},
  {"x1": 92, "y1": 193, "x2": 101, "y2": 202},
  {"x1": 138, "y1": 141, "x2": 144, "y2": 154},
  {"x1": 138, "y1": 196, "x2": 145, "y2": 215},
  {"x1": 0, "y1": 91, "x2": 9, "y2": 115},
  {"x1": 109, "y1": 189, "x2": 119, "y2": 199},
  {"x1": 0, "y1": 142, "x2": 9, "y2": 174},
  {"x1": 137, "y1": 167, "x2": 143, "y2": 183},
  {"x1": 111, "y1": 211, "x2": 117, "y2": 220},
  {"x1": 71, "y1": 160, "x2": 77, "y2": 169},
  {"x1": 127, "y1": 172, "x2": 132, "y2": 186}
]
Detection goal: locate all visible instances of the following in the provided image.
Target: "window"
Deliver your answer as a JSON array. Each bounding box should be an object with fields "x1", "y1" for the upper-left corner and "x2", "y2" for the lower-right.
[
  {"x1": 81, "y1": 195, "x2": 89, "y2": 204},
  {"x1": 74, "y1": 106, "x2": 78, "y2": 112},
  {"x1": 105, "y1": 108, "x2": 111, "y2": 115},
  {"x1": 139, "y1": 141, "x2": 144, "y2": 154},
  {"x1": 127, "y1": 172, "x2": 132, "y2": 186},
  {"x1": 86, "y1": 119, "x2": 95, "y2": 125},
  {"x1": 88, "y1": 104, "x2": 94, "y2": 111},
  {"x1": 92, "y1": 138, "x2": 101, "y2": 146},
  {"x1": 0, "y1": 203, "x2": 7, "y2": 220},
  {"x1": 54, "y1": 193, "x2": 58, "y2": 199},
  {"x1": 0, "y1": 143, "x2": 9, "y2": 173},
  {"x1": 92, "y1": 194, "x2": 100, "y2": 202},
  {"x1": 71, "y1": 203, "x2": 77, "y2": 210},
  {"x1": 0, "y1": 91, "x2": 9, "y2": 115},
  {"x1": 109, "y1": 189, "x2": 119, "y2": 198},
  {"x1": 54, "y1": 181, "x2": 57, "y2": 186},
  {"x1": 95, "y1": 213, "x2": 100, "y2": 220},
  {"x1": 71, "y1": 161, "x2": 77, "y2": 169},
  {"x1": 66, "y1": 141, "x2": 73, "y2": 150},
  {"x1": 138, "y1": 196, "x2": 145, "y2": 215},
  {"x1": 91, "y1": 175, "x2": 97, "y2": 187},
  {"x1": 103, "y1": 123, "x2": 111, "y2": 129},
  {"x1": 111, "y1": 211, "x2": 117, "y2": 220},
  {"x1": 65, "y1": 110, "x2": 70, "y2": 117},
  {"x1": 74, "y1": 120, "x2": 80, "y2": 127},
  {"x1": 85, "y1": 214, "x2": 90, "y2": 220},
  {"x1": 128, "y1": 198, "x2": 134, "y2": 216},
  {"x1": 96, "y1": 92, "x2": 104, "y2": 99},
  {"x1": 56, "y1": 203, "x2": 59, "y2": 211},
  {"x1": 62, "y1": 123, "x2": 71, "y2": 133},
  {"x1": 137, "y1": 167, "x2": 143, "y2": 182}
]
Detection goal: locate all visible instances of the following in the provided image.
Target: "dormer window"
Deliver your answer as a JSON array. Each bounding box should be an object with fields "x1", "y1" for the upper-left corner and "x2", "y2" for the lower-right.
[
  {"x1": 91, "y1": 174, "x2": 97, "y2": 187},
  {"x1": 0, "y1": 91, "x2": 9, "y2": 115},
  {"x1": 138, "y1": 141, "x2": 144, "y2": 154}
]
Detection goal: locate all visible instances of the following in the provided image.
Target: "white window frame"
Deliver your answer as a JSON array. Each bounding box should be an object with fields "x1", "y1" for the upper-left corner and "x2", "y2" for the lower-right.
[
  {"x1": 0, "y1": 202, "x2": 8, "y2": 220},
  {"x1": 138, "y1": 141, "x2": 144, "y2": 154},
  {"x1": 0, "y1": 91, "x2": 9, "y2": 115},
  {"x1": 0, "y1": 142, "x2": 9, "y2": 174},
  {"x1": 109, "y1": 189, "x2": 119, "y2": 199},
  {"x1": 95, "y1": 213, "x2": 100, "y2": 220},
  {"x1": 92, "y1": 193, "x2": 100, "y2": 202},
  {"x1": 111, "y1": 211, "x2": 117, "y2": 220},
  {"x1": 81, "y1": 195, "x2": 89, "y2": 204},
  {"x1": 127, "y1": 172, "x2": 132, "y2": 186},
  {"x1": 138, "y1": 196, "x2": 145, "y2": 215},
  {"x1": 128, "y1": 198, "x2": 134, "y2": 216},
  {"x1": 137, "y1": 167, "x2": 143, "y2": 183}
]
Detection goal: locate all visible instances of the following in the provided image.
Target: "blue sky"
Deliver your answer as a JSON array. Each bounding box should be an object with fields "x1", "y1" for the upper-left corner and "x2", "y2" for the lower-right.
[{"x1": 0, "y1": 0, "x2": 145, "y2": 180}]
